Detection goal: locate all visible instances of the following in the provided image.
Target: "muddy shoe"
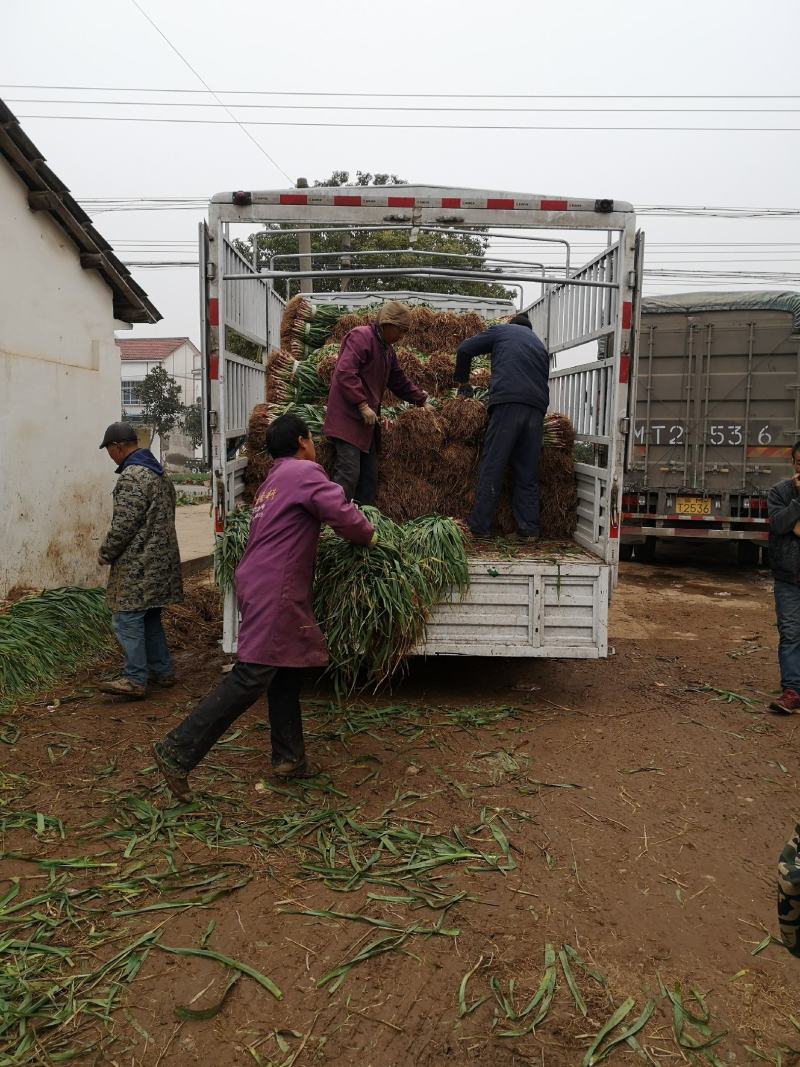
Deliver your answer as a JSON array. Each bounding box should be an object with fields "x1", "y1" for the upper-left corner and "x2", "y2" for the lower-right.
[
  {"x1": 150, "y1": 673, "x2": 177, "y2": 689},
  {"x1": 153, "y1": 741, "x2": 192, "y2": 802},
  {"x1": 769, "y1": 689, "x2": 800, "y2": 715},
  {"x1": 97, "y1": 677, "x2": 147, "y2": 699},
  {"x1": 272, "y1": 758, "x2": 322, "y2": 781}
]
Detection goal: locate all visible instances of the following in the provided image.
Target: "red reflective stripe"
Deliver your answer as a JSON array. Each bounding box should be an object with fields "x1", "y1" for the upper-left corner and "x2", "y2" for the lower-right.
[
  {"x1": 279, "y1": 193, "x2": 307, "y2": 205},
  {"x1": 209, "y1": 352, "x2": 219, "y2": 380},
  {"x1": 540, "y1": 199, "x2": 568, "y2": 211},
  {"x1": 208, "y1": 297, "x2": 219, "y2": 326},
  {"x1": 609, "y1": 521, "x2": 619, "y2": 539},
  {"x1": 622, "y1": 301, "x2": 632, "y2": 329},
  {"x1": 487, "y1": 198, "x2": 514, "y2": 209},
  {"x1": 441, "y1": 197, "x2": 461, "y2": 208},
  {"x1": 619, "y1": 354, "x2": 630, "y2": 384},
  {"x1": 334, "y1": 195, "x2": 361, "y2": 206},
  {"x1": 214, "y1": 508, "x2": 224, "y2": 535},
  {"x1": 387, "y1": 196, "x2": 415, "y2": 207},
  {"x1": 747, "y1": 446, "x2": 790, "y2": 457}
]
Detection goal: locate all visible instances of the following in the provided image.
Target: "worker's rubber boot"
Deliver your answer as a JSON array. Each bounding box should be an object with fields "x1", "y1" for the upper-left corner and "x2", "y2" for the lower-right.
[
  {"x1": 153, "y1": 741, "x2": 192, "y2": 802},
  {"x1": 272, "y1": 758, "x2": 321, "y2": 781},
  {"x1": 149, "y1": 673, "x2": 177, "y2": 689},
  {"x1": 97, "y1": 677, "x2": 147, "y2": 699}
]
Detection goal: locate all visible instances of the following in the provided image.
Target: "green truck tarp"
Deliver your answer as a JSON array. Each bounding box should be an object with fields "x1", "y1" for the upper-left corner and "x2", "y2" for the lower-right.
[{"x1": 640, "y1": 290, "x2": 800, "y2": 334}]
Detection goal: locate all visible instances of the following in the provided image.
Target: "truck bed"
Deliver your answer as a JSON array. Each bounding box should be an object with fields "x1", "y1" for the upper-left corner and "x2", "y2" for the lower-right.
[{"x1": 420, "y1": 539, "x2": 609, "y2": 659}]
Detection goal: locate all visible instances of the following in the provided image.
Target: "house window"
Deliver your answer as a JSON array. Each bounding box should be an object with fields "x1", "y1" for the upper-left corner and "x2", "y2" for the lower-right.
[{"x1": 121, "y1": 380, "x2": 140, "y2": 405}]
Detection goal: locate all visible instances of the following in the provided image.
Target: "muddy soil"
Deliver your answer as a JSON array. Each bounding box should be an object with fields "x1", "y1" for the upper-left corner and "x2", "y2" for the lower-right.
[{"x1": 2, "y1": 548, "x2": 799, "y2": 1066}]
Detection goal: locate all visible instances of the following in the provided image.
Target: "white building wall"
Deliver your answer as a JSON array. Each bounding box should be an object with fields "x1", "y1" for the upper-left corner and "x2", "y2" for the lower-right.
[
  {"x1": 120, "y1": 343, "x2": 201, "y2": 462},
  {"x1": 164, "y1": 342, "x2": 200, "y2": 405},
  {"x1": 0, "y1": 161, "x2": 122, "y2": 596}
]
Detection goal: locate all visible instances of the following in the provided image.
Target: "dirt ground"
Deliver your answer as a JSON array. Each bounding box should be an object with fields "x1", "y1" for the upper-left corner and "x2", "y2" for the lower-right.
[{"x1": 3, "y1": 546, "x2": 800, "y2": 1066}]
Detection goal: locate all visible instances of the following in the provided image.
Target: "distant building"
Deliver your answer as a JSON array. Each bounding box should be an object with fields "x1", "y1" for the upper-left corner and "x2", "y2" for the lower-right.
[
  {"x1": 117, "y1": 337, "x2": 202, "y2": 462},
  {"x1": 0, "y1": 98, "x2": 160, "y2": 598}
]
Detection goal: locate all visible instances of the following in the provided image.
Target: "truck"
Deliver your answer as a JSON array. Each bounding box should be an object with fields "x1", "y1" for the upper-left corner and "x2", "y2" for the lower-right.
[
  {"x1": 200, "y1": 186, "x2": 643, "y2": 660},
  {"x1": 622, "y1": 291, "x2": 800, "y2": 564}
]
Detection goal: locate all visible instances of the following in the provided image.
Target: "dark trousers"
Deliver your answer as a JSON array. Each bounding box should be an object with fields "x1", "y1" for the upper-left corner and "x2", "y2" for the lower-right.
[
  {"x1": 164, "y1": 662, "x2": 305, "y2": 772},
  {"x1": 331, "y1": 437, "x2": 378, "y2": 504},
  {"x1": 775, "y1": 580, "x2": 800, "y2": 693},
  {"x1": 469, "y1": 403, "x2": 544, "y2": 537}
]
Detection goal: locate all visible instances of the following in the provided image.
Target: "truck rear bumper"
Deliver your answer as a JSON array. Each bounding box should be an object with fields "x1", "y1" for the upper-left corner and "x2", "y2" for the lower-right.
[{"x1": 622, "y1": 524, "x2": 768, "y2": 543}]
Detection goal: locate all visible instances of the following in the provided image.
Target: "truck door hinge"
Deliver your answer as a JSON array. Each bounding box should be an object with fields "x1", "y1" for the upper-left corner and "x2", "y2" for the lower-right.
[
  {"x1": 209, "y1": 410, "x2": 218, "y2": 429},
  {"x1": 619, "y1": 416, "x2": 630, "y2": 434},
  {"x1": 206, "y1": 261, "x2": 216, "y2": 280}
]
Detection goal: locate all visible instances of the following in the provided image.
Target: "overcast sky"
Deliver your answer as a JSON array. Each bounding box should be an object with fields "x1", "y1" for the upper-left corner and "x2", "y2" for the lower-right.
[{"x1": 4, "y1": 0, "x2": 800, "y2": 342}]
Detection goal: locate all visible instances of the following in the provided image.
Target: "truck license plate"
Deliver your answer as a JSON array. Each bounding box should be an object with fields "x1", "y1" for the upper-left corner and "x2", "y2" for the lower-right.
[{"x1": 676, "y1": 497, "x2": 711, "y2": 516}]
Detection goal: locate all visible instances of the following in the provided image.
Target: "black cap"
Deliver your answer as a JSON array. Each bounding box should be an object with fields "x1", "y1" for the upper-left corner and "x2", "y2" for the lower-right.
[
  {"x1": 99, "y1": 422, "x2": 139, "y2": 449},
  {"x1": 510, "y1": 313, "x2": 533, "y2": 329}
]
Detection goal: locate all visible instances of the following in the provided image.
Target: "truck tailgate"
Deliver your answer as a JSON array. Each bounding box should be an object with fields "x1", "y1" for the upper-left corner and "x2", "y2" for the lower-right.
[{"x1": 420, "y1": 557, "x2": 609, "y2": 659}]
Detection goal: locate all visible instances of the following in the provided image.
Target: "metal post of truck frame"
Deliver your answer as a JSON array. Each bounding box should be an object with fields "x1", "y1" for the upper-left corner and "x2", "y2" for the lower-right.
[{"x1": 296, "y1": 178, "x2": 312, "y2": 294}]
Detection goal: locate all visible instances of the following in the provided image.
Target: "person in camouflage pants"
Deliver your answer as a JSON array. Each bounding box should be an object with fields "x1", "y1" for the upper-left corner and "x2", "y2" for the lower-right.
[
  {"x1": 778, "y1": 822, "x2": 800, "y2": 958},
  {"x1": 97, "y1": 422, "x2": 183, "y2": 698}
]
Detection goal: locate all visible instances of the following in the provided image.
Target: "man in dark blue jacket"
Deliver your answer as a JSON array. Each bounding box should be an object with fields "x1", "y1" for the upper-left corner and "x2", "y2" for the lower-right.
[
  {"x1": 454, "y1": 313, "x2": 549, "y2": 540},
  {"x1": 767, "y1": 440, "x2": 800, "y2": 714}
]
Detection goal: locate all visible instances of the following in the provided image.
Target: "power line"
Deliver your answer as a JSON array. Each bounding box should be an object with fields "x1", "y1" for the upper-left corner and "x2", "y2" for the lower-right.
[
  {"x1": 127, "y1": 0, "x2": 292, "y2": 183},
  {"x1": 4, "y1": 83, "x2": 800, "y2": 99},
  {"x1": 16, "y1": 113, "x2": 800, "y2": 132},
  {"x1": 8, "y1": 97, "x2": 800, "y2": 113}
]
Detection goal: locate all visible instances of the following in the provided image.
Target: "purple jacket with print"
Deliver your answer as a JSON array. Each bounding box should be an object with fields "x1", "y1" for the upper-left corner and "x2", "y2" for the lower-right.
[{"x1": 235, "y1": 457, "x2": 374, "y2": 667}]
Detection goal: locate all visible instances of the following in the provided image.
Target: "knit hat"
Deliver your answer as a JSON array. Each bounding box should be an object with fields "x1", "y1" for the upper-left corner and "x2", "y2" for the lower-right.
[
  {"x1": 376, "y1": 300, "x2": 412, "y2": 330},
  {"x1": 510, "y1": 313, "x2": 533, "y2": 329}
]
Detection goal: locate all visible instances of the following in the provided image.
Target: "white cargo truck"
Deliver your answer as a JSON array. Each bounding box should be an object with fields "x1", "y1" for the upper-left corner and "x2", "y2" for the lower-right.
[{"x1": 200, "y1": 187, "x2": 643, "y2": 661}]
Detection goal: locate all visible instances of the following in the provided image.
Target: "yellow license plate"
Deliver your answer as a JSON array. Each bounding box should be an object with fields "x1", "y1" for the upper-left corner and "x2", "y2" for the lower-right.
[{"x1": 676, "y1": 496, "x2": 712, "y2": 515}]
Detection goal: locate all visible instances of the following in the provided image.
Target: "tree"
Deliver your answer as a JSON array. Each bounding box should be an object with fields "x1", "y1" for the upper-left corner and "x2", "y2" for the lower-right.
[
  {"x1": 182, "y1": 401, "x2": 204, "y2": 450},
  {"x1": 135, "y1": 366, "x2": 184, "y2": 458},
  {"x1": 233, "y1": 170, "x2": 513, "y2": 300}
]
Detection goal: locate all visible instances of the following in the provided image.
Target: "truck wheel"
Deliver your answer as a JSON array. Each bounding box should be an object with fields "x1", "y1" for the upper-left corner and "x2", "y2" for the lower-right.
[
  {"x1": 760, "y1": 544, "x2": 771, "y2": 568},
  {"x1": 737, "y1": 541, "x2": 759, "y2": 567},
  {"x1": 619, "y1": 544, "x2": 634, "y2": 562},
  {"x1": 633, "y1": 538, "x2": 656, "y2": 563}
]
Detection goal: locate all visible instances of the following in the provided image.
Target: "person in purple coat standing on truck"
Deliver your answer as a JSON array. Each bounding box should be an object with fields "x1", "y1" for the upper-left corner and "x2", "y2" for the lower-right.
[
  {"x1": 152, "y1": 413, "x2": 376, "y2": 801},
  {"x1": 323, "y1": 300, "x2": 427, "y2": 503}
]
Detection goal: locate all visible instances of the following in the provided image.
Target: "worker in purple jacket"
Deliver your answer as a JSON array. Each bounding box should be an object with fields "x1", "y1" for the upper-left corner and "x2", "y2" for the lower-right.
[
  {"x1": 152, "y1": 413, "x2": 376, "y2": 801},
  {"x1": 323, "y1": 300, "x2": 427, "y2": 503}
]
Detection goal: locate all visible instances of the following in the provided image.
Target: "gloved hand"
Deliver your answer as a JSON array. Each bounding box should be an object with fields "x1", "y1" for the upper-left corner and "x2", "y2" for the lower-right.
[
  {"x1": 457, "y1": 384, "x2": 474, "y2": 399},
  {"x1": 359, "y1": 403, "x2": 378, "y2": 426}
]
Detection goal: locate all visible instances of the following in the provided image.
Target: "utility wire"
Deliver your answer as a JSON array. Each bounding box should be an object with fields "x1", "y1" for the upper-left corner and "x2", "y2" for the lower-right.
[
  {"x1": 126, "y1": 0, "x2": 292, "y2": 182},
  {"x1": 16, "y1": 113, "x2": 800, "y2": 132},
  {"x1": 8, "y1": 97, "x2": 800, "y2": 113},
  {"x1": 4, "y1": 83, "x2": 800, "y2": 99}
]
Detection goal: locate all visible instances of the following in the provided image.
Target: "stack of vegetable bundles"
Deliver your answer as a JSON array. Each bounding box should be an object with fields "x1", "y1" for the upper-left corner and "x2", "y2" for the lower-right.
[{"x1": 248, "y1": 300, "x2": 578, "y2": 541}]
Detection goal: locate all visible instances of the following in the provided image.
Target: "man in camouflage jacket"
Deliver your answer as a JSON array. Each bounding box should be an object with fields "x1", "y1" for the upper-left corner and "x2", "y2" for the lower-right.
[
  {"x1": 97, "y1": 422, "x2": 183, "y2": 698},
  {"x1": 778, "y1": 822, "x2": 800, "y2": 958}
]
